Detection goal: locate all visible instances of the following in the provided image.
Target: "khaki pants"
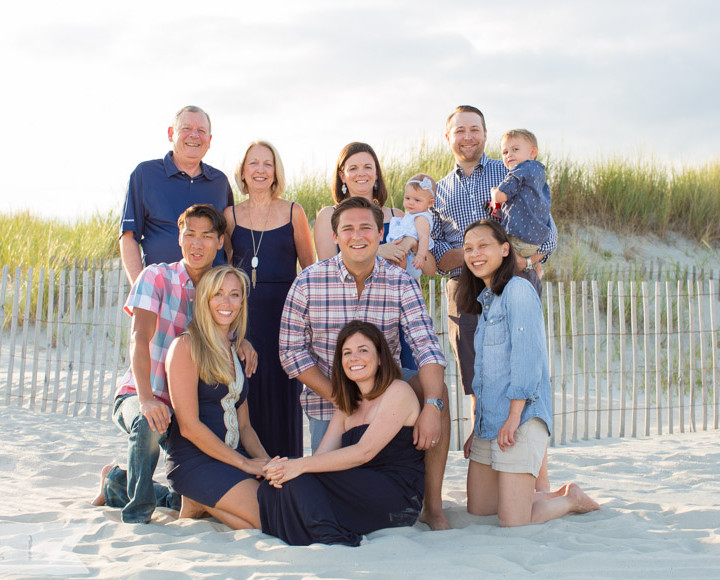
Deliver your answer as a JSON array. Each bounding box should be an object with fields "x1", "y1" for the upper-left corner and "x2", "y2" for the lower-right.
[{"x1": 508, "y1": 235, "x2": 540, "y2": 258}]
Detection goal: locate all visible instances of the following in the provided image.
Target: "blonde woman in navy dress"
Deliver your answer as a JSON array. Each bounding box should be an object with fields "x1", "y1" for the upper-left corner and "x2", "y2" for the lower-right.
[
  {"x1": 165, "y1": 266, "x2": 271, "y2": 529},
  {"x1": 223, "y1": 141, "x2": 314, "y2": 457}
]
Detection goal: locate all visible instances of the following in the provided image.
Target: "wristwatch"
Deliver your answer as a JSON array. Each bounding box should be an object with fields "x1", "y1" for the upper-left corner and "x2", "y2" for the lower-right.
[
  {"x1": 425, "y1": 398, "x2": 445, "y2": 411},
  {"x1": 524, "y1": 257, "x2": 533, "y2": 271}
]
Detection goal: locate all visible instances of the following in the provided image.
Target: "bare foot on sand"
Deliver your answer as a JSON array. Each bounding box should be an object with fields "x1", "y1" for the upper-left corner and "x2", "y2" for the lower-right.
[
  {"x1": 179, "y1": 496, "x2": 208, "y2": 519},
  {"x1": 565, "y1": 482, "x2": 601, "y2": 514},
  {"x1": 90, "y1": 464, "x2": 115, "y2": 506},
  {"x1": 419, "y1": 509, "x2": 452, "y2": 531}
]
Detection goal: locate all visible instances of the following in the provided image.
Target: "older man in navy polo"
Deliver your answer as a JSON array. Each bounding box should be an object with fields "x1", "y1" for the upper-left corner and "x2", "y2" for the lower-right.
[{"x1": 119, "y1": 105, "x2": 234, "y2": 284}]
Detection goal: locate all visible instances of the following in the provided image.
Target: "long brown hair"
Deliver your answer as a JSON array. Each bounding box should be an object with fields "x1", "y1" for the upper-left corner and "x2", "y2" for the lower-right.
[
  {"x1": 456, "y1": 220, "x2": 517, "y2": 315},
  {"x1": 331, "y1": 321, "x2": 401, "y2": 414}
]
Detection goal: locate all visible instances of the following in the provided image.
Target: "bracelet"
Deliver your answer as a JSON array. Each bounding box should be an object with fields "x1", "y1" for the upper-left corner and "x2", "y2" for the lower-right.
[{"x1": 524, "y1": 257, "x2": 533, "y2": 271}]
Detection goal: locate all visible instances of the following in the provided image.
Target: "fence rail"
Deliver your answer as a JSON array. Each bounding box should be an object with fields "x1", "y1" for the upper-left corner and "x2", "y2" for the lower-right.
[
  {"x1": 1, "y1": 263, "x2": 718, "y2": 451},
  {"x1": 550, "y1": 262, "x2": 718, "y2": 288}
]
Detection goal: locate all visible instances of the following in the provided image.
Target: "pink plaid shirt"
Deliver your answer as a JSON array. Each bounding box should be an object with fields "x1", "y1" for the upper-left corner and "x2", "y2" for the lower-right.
[
  {"x1": 279, "y1": 255, "x2": 446, "y2": 420},
  {"x1": 115, "y1": 261, "x2": 195, "y2": 405}
]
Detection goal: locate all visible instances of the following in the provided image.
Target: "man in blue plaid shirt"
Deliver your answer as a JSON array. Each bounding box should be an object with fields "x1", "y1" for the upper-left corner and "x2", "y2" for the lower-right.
[{"x1": 431, "y1": 106, "x2": 558, "y2": 398}]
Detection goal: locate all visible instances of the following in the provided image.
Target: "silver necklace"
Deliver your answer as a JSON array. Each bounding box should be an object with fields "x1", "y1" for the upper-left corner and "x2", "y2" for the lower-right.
[{"x1": 248, "y1": 204, "x2": 271, "y2": 288}]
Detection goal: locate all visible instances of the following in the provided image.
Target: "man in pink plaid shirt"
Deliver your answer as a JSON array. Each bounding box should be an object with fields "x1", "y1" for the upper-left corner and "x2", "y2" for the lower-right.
[{"x1": 92, "y1": 204, "x2": 256, "y2": 523}]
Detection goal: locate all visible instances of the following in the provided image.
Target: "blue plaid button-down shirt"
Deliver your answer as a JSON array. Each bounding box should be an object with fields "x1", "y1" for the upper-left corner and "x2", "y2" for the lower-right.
[
  {"x1": 279, "y1": 254, "x2": 446, "y2": 420},
  {"x1": 431, "y1": 154, "x2": 558, "y2": 278}
]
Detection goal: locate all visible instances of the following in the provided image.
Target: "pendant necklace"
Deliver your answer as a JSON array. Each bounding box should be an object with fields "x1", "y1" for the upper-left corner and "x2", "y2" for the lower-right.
[{"x1": 248, "y1": 203, "x2": 271, "y2": 288}]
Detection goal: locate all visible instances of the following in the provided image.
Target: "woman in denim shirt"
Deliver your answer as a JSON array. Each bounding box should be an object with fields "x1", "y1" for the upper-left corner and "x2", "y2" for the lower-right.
[{"x1": 457, "y1": 220, "x2": 599, "y2": 526}]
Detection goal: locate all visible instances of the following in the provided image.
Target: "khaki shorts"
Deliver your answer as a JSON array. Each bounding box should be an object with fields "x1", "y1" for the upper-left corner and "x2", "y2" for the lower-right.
[
  {"x1": 508, "y1": 235, "x2": 541, "y2": 259},
  {"x1": 469, "y1": 417, "x2": 548, "y2": 477}
]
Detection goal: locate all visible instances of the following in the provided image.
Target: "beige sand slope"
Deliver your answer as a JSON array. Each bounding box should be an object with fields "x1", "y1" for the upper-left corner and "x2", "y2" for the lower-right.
[{"x1": 1, "y1": 406, "x2": 719, "y2": 579}]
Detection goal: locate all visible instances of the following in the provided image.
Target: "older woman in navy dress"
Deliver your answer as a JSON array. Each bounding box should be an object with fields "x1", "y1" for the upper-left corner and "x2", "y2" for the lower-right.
[
  {"x1": 259, "y1": 321, "x2": 425, "y2": 546},
  {"x1": 165, "y1": 266, "x2": 271, "y2": 529},
  {"x1": 223, "y1": 141, "x2": 314, "y2": 458}
]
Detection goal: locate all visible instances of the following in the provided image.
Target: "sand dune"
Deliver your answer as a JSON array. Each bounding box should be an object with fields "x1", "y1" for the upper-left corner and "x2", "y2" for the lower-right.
[{"x1": 1, "y1": 406, "x2": 719, "y2": 579}]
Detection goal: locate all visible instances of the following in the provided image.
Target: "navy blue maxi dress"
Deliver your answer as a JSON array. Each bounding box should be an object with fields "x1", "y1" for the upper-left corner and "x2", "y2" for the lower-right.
[
  {"x1": 166, "y1": 352, "x2": 254, "y2": 507},
  {"x1": 257, "y1": 424, "x2": 425, "y2": 546},
  {"x1": 230, "y1": 203, "x2": 303, "y2": 458}
]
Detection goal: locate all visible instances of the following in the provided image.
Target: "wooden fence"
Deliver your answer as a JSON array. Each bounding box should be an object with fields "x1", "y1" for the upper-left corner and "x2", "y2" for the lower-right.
[
  {"x1": 550, "y1": 262, "x2": 719, "y2": 287},
  {"x1": 0, "y1": 264, "x2": 128, "y2": 421},
  {"x1": 1, "y1": 263, "x2": 718, "y2": 451}
]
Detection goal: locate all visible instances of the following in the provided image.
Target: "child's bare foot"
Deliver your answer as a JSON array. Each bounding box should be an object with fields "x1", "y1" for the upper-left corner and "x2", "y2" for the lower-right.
[
  {"x1": 90, "y1": 464, "x2": 115, "y2": 506},
  {"x1": 565, "y1": 482, "x2": 600, "y2": 513},
  {"x1": 179, "y1": 496, "x2": 208, "y2": 519}
]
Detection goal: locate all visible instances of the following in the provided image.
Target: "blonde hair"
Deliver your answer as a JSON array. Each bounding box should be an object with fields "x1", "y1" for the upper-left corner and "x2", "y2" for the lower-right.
[
  {"x1": 501, "y1": 129, "x2": 538, "y2": 150},
  {"x1": 186, "y1": 266, "x2": 249, "y2": 386},
  {"x1": 234, "y1": 140, "x2": 287, "y2": 199}
]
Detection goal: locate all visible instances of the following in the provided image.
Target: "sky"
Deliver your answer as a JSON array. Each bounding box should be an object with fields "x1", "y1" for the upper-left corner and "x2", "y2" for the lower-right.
[{"x1": 3, "y1": 0, "x2": 719, "y2": 221}]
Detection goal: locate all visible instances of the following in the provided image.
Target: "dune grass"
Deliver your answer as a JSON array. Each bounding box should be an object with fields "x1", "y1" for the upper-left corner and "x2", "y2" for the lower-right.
[
  {"x1": 2, "y1": 144, "x2": 719, "y2": 327},
  {"x1": 0, "y1": 210, "x2": 118, "y2": 272},
  {"x1": 2, "y1": 143, "x2": 719, "y2": 274},
  {"x1": 548, "y1": 155, "x2": 720, "y2": 243}
]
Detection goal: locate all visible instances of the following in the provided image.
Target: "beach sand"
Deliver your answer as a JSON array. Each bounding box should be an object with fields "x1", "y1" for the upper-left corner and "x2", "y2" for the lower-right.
[{"x1": 1, "y1": 406, "x2": 719, "y2": 579}]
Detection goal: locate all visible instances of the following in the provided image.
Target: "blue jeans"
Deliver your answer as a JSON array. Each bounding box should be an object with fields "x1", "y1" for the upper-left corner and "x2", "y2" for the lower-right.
[
  {"x1": 307, "y1": 415, "x2": 330, "y2": 454},
  {"x1": 106, "y1": 394, "x2": 180, "y2": 523}
]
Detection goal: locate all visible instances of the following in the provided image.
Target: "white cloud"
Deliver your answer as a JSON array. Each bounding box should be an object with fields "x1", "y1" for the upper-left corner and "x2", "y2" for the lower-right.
[{"x1": 1, "y1": 0, "x2": 718, "y2": 218}]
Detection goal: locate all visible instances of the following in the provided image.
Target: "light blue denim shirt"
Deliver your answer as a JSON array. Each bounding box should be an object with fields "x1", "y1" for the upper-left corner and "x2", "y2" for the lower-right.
[{"x1": 472, "y1": 276, "x2": 553, "y2": 440}]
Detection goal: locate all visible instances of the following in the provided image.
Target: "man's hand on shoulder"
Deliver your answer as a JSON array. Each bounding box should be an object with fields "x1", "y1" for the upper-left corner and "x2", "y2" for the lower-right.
[{"x1": 237, "y1": 339, "x2": 258, "y2": 377}]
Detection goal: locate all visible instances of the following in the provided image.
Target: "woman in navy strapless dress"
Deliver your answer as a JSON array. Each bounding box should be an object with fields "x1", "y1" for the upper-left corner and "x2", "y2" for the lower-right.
[
  {"x1": 259, "y1": 321, "x2": 425, "y2": 546},
  {"x1": 224, "y1": 141, "x2": 314, "y2": 458},
  {"x1": 165, "y1": 266, "x2": 271, "y2": 529}
]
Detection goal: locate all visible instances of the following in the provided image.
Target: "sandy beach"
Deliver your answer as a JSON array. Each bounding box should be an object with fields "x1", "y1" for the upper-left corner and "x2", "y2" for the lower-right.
[{"x1": 1, "y1": 406, "x2": 719, "y2": 579}]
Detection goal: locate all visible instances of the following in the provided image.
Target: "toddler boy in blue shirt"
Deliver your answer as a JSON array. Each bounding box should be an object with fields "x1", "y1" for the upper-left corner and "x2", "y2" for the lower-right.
[{"x1": 490, "y1": 129, "x2": 553, "y2": 273}]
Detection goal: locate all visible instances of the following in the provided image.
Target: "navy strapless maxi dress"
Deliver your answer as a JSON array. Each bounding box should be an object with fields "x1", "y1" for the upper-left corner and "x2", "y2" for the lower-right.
[
  {"x1": 230, "y1": 203, "x2": 303, "y2": 457},
  {"x1": 258, "y1": 424, "x2": 425, "y2": 546}
]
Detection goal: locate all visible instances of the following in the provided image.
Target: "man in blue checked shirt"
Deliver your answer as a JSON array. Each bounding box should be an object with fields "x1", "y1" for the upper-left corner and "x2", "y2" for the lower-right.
[{"x1": 431, "y1": 106, "x2": 558, "y2": 398}]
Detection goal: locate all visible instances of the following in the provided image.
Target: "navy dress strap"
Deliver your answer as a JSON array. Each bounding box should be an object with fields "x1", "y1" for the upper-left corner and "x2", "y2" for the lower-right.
[{"x1": 232, "y1": 203, "x2": 239, "y2": 230}]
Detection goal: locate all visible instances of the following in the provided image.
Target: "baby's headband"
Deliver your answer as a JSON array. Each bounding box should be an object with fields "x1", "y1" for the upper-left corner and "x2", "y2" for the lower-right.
[{"x1": 407, "y1": 177, "x2": 434, "y2": 192}]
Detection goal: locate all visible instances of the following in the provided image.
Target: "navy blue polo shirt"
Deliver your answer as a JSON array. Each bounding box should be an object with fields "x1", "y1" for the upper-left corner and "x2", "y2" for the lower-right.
[{"x1": 119, "y1": 152, "x2": 234, "y2": 267}]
